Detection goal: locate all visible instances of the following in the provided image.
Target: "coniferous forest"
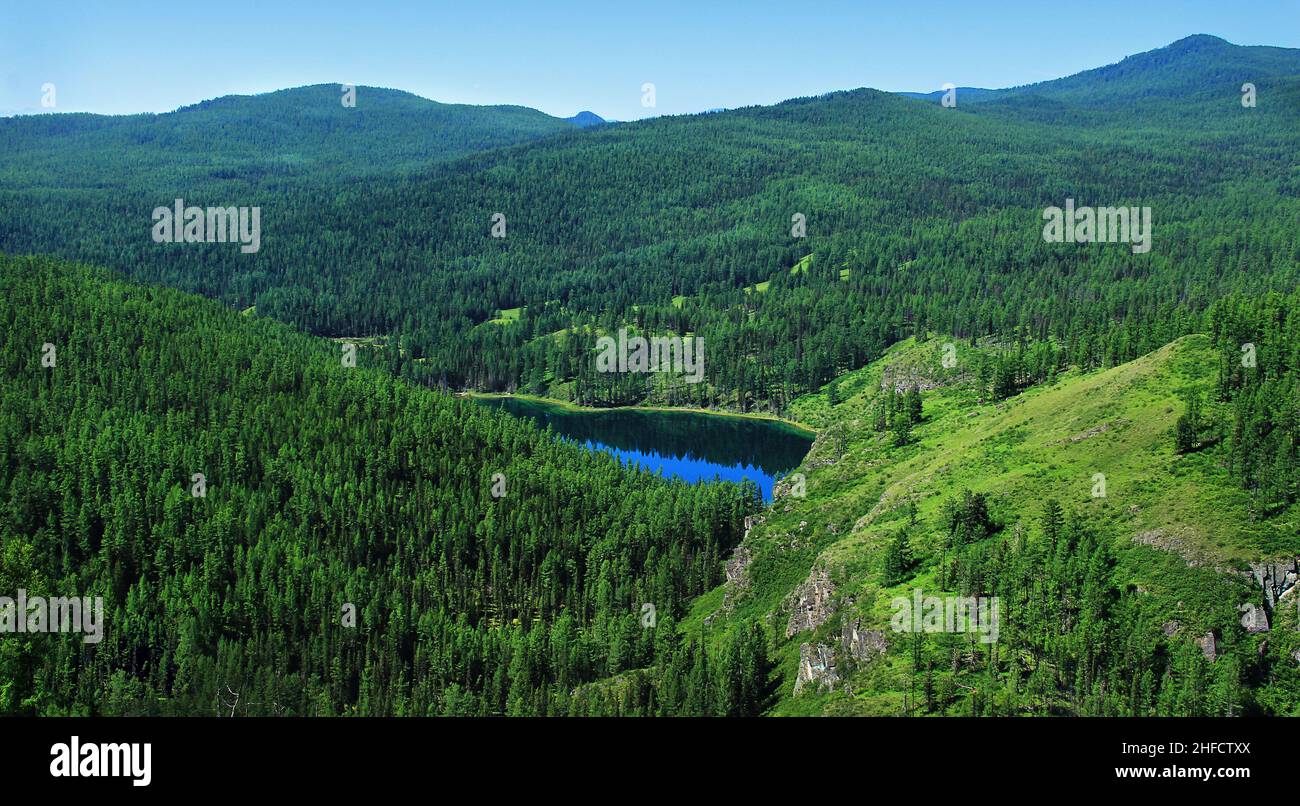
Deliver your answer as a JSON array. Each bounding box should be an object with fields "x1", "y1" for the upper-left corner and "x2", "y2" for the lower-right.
[
  {"x1": 0, "y1": 255, "x2": 774, "y2": 715},
  {"x1": 1, "y1": 20, "x2": 1299, "y2": 736}
]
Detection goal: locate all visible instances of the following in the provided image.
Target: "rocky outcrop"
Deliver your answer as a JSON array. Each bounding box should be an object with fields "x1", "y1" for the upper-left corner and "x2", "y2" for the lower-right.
[
  {"x1": 1161, "y1": 620, "x2": 1182, "y2": 637},
  {"x1": 1239, "y1": 602, "x2": 1270, "y2": 634},
  {"x1": 1197, "y1": 631, "x2": 1218, "y2": 662},
  {"x1": 841, "y1": 618, "x2": 888, "y2": 662},
  {"x1": 725, "y1": 545, "x2": 752, "y2": 587},
  {"x1": 791, "y1": 615, "x2": 889, "y2": 696},
  {"x1": 785, "y1": 567, "x2": 836, "y2": 638},
  {"x1": 1132, "y1": 528, "x2": 1218, "y2": 569},
  {"x1": 1249, "y1": 558, "x2": 1299, "y2": 609},
  {"x1": 881, "y1": 363, "x2": 946, "y2": 394},
  {"x1": 720, "y1": 545, "x2": 753, "y2": 612},
  {"x1": 1049, "y1": 420, "x2": 1129, "y2": 447},
  {"x1": 704, "y1": 518, "x2": 766, "y2": 626},
  {"x1": 799, "y1": 427, "x2": 844, "y2": 472},
  {"x1": 772, "y1": 473, "x2": 806, "y2": 500},
  {"x1": 793, "y1": 643, "x2": 838, "y2": 695},
  {"x1": 1067, "y1": 421, "x2": 1114, "y2": 443}
]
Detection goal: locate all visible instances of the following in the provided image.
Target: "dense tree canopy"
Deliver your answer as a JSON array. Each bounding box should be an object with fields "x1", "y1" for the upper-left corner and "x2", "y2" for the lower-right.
[{"x1": 0, "y1": 255, "x2": 764, "y2": 715}]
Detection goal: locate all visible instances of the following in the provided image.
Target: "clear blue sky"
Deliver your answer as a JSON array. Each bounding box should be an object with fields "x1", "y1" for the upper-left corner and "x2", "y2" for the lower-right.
[{"x1": 3, "y1": 0, "x2": 1297, "y2": 119}]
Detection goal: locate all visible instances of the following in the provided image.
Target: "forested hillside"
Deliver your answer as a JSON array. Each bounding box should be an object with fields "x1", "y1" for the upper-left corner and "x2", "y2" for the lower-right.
[
  {"x1": 697, "y1": 289, "x2": 1299, "y2": 715},
  {"x1": 0, "y1": 84, "x2": 577, "y2": 184},
  {"x1": 984, "y1": 34, "x2": 1300, "y2": 109},
  {"x1": 1, "y1": 38, "x2": 1297, "y2": 413},
  {"x1": 908, "y1": 35, "x2": 1300, "y2": 113},
  {"x1": 0, "y1": 255, "x2": 769, "y2": 716}
]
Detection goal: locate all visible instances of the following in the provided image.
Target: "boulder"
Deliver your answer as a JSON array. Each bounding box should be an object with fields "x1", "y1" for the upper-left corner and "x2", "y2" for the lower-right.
[
  {"x1": 1239, "y1": 602, "x2": 1270, "y2": 633},
  {"x1": 1197, "y1": 631, "x2": 1218, "y2": 662}
]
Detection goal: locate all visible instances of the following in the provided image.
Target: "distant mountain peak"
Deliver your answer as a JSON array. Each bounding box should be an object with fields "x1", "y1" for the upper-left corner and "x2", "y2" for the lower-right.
[
  {"x1": 898, "y1": 34, "x2": 1299, "y2": 110},
  {"x1": 1165, "y1": 33, "x2": 1232, "y2": 50},
  {"x1": 565, "y1": 110, "x2": 607, "y2": 128}
]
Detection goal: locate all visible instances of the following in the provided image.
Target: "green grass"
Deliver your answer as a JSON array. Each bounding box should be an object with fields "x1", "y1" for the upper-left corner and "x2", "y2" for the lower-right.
[
  {"x1": 487, "y1": 306, "x2": 524, "y2": 325},
  {"x1": 329, "y1": 335, "x2": 384, "y2": 347},
  {"x1": 690, "y1": 334, "x2": 1300, "y2": 714}
]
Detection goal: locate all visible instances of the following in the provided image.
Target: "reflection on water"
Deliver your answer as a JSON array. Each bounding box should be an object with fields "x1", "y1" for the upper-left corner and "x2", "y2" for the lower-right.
[{"x1": 475, "y1": 397, "x2": 813, "y2": 502}]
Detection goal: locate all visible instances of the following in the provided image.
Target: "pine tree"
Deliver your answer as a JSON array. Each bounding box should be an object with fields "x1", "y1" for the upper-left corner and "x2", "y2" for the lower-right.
[
  {"x1": 906, "y1": 385, "x2": 923, "y2": 424},
  {"x1": 883, "y1": 528, "x2": 914, "y2": 586},
  {"x1": 1175, "y1": 391, "x2": 1202, "y2": 453}
]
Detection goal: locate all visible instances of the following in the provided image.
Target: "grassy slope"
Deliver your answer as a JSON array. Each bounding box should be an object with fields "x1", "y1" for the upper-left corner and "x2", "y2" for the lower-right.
[{"x1": 688, "y1": 334, "x2": 1300, "y2": 714}]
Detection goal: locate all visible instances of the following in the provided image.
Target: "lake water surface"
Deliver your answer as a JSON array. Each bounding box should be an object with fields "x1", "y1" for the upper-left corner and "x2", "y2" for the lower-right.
[{"x1": 475, "y1": 397, "x2": 814, "y2": 501}]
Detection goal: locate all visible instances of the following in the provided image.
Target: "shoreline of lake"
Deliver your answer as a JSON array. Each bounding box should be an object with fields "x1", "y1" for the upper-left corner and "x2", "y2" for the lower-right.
[
  {"x1": 461, "y1": 391, "x2": 818, "y2": 436},
  {"x1": 469, "y1": 392, "x2": 815, "y2": 501}
]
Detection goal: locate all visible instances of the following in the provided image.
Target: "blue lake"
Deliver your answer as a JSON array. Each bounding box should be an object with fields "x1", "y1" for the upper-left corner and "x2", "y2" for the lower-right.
[{"x1": 474, "y1": 397, "x2": 814, "y2": 501}]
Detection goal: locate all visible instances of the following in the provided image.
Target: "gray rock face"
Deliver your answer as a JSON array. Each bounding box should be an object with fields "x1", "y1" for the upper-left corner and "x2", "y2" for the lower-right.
[
  {"x1": 1239, "y1": 602, "x2": 1270, "y2": 633},
  {"x1": 785, "y1": 567, "x2": 835, "y2": 638},
  {"x1": 1250, "y1": 557, "x2": 1299, "y2": 608},
  {"x1": 1132, "y1": 528, "x2": 1213, "y2": 568},
  {"x1": 881, "y1": 365, "x2": 943, "y2": 394},
  {"x1": 1198, "y1": 631, "x2": 1218, "y2": 662},
  {"x1": 793, "y1": 643, "x2": 838, "y2": 695},
  {"x1": 772, "y1": 474, "x2": 803, "y2": 500},
  {"x1": 1292, "y1": 648, "x2": 1300, "y2": 666},
  {"x1": 705, "y1": 519, "x2": 766, "y2": 626},
  {"x1": 725, "y1": 545, "x2": 752, "y2": 584},
  {"x1": 1161, "y1": 620, "x2": 1182, "y2": 637},
  {"x1": 721, "y1": 545, "x2": 753, "y2": 608},
  {"x1": 841, "y1": 618, "x2": 888, "y2": 661}
]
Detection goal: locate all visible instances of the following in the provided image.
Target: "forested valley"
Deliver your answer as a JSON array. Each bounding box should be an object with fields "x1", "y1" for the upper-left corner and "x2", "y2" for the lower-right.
[{"x1": 0, "y1": 34, "x2": 1297, "y2": 718}]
